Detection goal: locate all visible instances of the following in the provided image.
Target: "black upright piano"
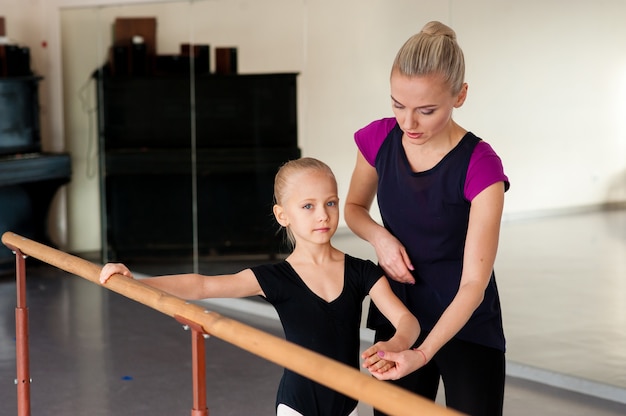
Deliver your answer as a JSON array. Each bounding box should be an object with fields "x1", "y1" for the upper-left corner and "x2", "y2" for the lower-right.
[
  {"x1": 96, "y1": 68, "x2": 299, "y2": 261},
  {"x1": 0, "y1": 76, "x2": 72, "y2": 272}
]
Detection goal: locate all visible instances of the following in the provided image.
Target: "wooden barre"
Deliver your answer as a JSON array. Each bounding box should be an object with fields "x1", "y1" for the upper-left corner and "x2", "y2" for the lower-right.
[{"x1": 2, "y1": 231, "x2": 463, "y2": 416}]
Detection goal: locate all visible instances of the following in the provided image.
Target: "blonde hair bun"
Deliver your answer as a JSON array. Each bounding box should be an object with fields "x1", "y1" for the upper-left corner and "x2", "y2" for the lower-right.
[
  {"x1": 421, "y1": 21, "x2": 457, "y2": 41},
  {"x1": 392, "y1": 20, "x2": 465, "y2": 94}
]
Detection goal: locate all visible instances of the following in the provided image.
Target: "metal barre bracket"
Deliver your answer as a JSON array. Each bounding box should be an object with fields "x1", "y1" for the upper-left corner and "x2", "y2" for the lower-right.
[{"x1": 175, "y1": 314, "x2": 210, "y2": 339}]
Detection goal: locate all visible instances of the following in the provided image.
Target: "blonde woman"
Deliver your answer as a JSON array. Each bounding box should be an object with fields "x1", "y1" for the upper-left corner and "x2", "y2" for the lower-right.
[{"x1": 345, "y1": 21, "x2": 510, "y2": 416}]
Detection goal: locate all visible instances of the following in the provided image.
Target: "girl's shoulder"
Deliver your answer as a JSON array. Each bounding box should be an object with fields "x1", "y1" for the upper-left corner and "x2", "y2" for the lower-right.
[
  {"x1": 344, "y1": 253, "x2": 373, "y2": 266},
  {"x1": 344, "y1": 254, "x2": 383, "y2": 279}
]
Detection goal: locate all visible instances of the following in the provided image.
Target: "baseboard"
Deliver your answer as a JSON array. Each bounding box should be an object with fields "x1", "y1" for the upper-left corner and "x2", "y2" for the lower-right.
[
  {"x1": 501, "y1": 201, "x2": 626, "y2": 223},
  {"x1": 507, "y1": 361, "x2": 626, "y2": 404}
]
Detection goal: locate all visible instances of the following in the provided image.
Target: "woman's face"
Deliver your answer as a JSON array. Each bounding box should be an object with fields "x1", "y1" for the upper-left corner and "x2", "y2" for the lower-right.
[{"x1": 390, "y1": 71, "x2": 467, "y2": 145}]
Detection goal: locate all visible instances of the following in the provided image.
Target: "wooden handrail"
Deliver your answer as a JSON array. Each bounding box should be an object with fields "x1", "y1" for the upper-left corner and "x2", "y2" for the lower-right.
[{"x1": 2, "y1": 231, "x2": 463, "y2": 416}]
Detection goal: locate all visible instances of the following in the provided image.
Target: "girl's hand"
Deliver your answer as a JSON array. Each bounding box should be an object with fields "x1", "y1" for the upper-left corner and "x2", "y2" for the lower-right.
[
  {"x1": 367, "y1": 349, "x2": 428, "y2": 380},
  {"x1": 99, "y1": 263, "x2": 133, "y2": 284},
  {"x1": 361, "y1": 341, "x2": 396, "y2": 373},
  {"x1": 361, "y1": 342, "x2": 396, "y2": 373}
]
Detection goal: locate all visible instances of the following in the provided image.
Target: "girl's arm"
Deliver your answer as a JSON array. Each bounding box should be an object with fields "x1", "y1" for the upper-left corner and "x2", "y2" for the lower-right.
[
  {"x1": 99, "y1": 263, "x2": 264, "y2": 300},
  {"x1": 344, "y1": 152, "x2": 415, "y2": 284},
  {"x1": 370, "y1": 181, "x2": 505, "y2": 379},
  {"x1": 361, "y1": 276, "x2": 420, "y2": 371}
]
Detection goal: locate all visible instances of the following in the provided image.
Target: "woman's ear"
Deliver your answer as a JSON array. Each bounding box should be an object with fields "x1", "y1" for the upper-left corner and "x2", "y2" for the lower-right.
[
  {"x1": 454, "y1": 82, "x2": 468, "y2": 108},
  {"x1": 273, "y1": 204, "x2": 288, "y2": 227}
]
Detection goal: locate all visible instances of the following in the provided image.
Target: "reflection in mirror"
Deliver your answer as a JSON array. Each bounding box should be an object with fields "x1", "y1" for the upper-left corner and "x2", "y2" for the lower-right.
[{"x1": 60, "y1": 0, "x2": 305, "y2": 274}]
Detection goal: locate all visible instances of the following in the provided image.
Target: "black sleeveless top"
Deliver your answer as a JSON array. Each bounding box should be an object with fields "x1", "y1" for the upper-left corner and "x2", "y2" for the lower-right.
[{"x1": 369, "y1": 125, "x2": 506, "y2": 352}]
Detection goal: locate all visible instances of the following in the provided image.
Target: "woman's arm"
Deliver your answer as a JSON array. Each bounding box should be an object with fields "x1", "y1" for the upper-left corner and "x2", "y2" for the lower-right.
[
  {"x1": 344, "y1": 152, "x2": 415, "y2": 284},
  {"x1": 99, "y1": 263, "x2": 264, "y2": 300},
  {"x1": 369, "y1": 181, "x2": 505, "y2": 379}
]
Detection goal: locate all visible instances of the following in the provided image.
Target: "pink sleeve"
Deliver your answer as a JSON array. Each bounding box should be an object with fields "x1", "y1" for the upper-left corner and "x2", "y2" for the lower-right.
[
  {"x1": 465, "y1": 141, "x2": 510, "y2": 201},
  {"x1": 354, "y1": 118, "x2": 397, "y2": 166}
]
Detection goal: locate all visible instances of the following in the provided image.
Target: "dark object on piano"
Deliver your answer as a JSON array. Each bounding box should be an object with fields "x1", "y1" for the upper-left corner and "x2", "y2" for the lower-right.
[
  {"x1": 0, "y1": 76, "x2": 41, "y2": 155},
  {"x1": 111, "y1": 45, "x2": 129, "y2": 76},
  {"x1": 0, "y1": 17, "x2": 32, "y2": 78},
  {"x1": 0, "y1": 45, "x2": 32, "y2": 77},
  {"x1": 130, "y1": 42, "x2": 148, "y2": 76},
  {"x1": 215, "y1": 47, "x2": 237, "y2": 75},
  {"x1": 154, "y1": 54, "x2": 190, "y2": 75},
  {"x1": 180, "y1": 43, "x2": 210, "y2": 74},
  {"x1": 110, "y1": 17, "x2": 157, "y2": 77},
  {"x1": 109, "y1": 41, "x2": 150, "y2": 77}
]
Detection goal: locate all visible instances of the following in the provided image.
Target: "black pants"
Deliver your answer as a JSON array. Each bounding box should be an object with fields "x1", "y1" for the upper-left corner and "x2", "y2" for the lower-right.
[{"x1": 373, "y1": 329, "x2": 505, "y2": 416}]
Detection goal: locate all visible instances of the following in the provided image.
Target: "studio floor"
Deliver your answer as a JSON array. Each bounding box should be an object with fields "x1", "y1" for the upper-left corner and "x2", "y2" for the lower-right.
[{"x1": 0, "y1": 208, "x2": 625, "y2": 415}]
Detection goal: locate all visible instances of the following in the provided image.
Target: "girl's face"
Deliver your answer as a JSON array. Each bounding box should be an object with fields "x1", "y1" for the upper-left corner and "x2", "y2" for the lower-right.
[
  {"x1": 390, "y1": 71, "x2": 467, "y2": 145},
  {"x1": 273, "y1": 170, "x2": 339, "y2": 246}
]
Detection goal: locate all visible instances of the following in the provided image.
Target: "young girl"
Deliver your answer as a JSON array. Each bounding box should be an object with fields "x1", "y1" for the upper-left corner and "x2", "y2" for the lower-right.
[{"x1": 100, "y1": 157, "x2": 420, "y2": 416}]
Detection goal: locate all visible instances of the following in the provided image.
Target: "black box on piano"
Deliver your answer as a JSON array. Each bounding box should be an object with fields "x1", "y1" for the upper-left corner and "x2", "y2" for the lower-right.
[{"x1": 0, "y1": 76, "x2": 42, "y2": 156}]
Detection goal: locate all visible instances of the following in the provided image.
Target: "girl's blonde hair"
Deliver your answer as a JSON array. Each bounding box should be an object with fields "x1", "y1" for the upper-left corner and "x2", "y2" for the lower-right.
[
  {"x1": 273, "y1": 157, "x2": 337, "y2": 250},
  {"x1": 392, "y1": 21, "x2": 465, "y2": 95}
]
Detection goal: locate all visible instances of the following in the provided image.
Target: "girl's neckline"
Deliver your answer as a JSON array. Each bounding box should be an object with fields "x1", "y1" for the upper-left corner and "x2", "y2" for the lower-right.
[{"x1": 284, "y1": 254, "x2": 346, "y2": 304}]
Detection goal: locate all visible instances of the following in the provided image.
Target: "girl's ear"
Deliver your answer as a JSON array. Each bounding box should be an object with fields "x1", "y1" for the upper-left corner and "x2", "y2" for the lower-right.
[{"x1": 273, "y1": 204, "x2": 288, "y2": 227}]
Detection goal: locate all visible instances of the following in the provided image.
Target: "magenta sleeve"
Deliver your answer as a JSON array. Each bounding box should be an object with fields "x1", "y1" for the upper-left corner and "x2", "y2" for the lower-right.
[
  {"x1": 354, "y1": 118, "x2": 397, "y2": 166},
  {"x1": 464, "y1": 141, "x2": 510, "y2": 201}
]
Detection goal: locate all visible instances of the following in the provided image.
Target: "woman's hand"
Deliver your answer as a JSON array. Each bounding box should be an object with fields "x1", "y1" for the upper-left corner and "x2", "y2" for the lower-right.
[
  {"x1": 99, "y1": 263, "x2": 133, "y2": 284},
  {"x1": 372, "y1": 230, "x2": 415, "y2": 284},
  {"x1": 345, "y1": 151, "x2": 414, "y2": 284}
]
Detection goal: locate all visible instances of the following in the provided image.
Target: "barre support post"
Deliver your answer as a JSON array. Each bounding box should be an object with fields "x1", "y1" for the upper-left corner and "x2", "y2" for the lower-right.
[
  {"x1": 176, "y1": 314, "x2": 209, "y2": 416},
  {"x1": 13, "y1": 247, "x2": 31, "y2": 416}
]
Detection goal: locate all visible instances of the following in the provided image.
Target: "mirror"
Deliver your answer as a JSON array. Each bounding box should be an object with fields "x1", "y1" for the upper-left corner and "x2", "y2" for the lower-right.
[{"x1": 60, "y1": 0, "x2": 305, "y2": 274}]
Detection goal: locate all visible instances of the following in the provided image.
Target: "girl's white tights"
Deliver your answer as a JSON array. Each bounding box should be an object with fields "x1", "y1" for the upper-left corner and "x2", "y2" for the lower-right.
[{"x1": 276, "y1": 403, "x2": 359, "y2": 416}]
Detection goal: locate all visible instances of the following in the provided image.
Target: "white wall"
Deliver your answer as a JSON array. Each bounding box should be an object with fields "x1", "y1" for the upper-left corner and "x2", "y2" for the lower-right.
[
  {"x1": 1, "y1": 0, "x2": 625, "y2": 253},
  {"x1": 452, "y1": 0, "x2": 626, "y2": 214}
]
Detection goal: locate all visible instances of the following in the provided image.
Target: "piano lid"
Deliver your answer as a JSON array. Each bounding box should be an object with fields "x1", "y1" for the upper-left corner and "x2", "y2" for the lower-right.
[{"x1": 0, "y1": 152, "x2": 71, "y2": 187}]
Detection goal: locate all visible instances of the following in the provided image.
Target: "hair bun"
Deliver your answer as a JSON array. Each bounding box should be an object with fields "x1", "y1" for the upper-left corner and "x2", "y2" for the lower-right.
[{"x1": 421, "y1": 21, "x2": 457, "y2": 41}]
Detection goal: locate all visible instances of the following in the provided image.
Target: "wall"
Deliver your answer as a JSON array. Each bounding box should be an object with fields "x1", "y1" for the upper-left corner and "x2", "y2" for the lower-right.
[
  {"x1": 0, "y1": 0, "x2": 624, "y2": 253},
  {"x1": 452, "y1": 0, "x2": 626, "y2": 214},
  {"x1": 303, "y1": 0, "x2": 626, "y2": 218}
]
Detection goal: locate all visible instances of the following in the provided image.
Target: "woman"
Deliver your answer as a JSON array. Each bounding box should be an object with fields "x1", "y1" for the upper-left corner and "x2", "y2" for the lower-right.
[{"x1": 345, "y1": 21, "x2": 510, "y2": 416}]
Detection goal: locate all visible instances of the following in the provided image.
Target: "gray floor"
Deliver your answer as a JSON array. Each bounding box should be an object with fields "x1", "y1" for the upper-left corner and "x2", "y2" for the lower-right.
[{"x1": 1, "y1": 208, "x2": 625, "y2": 415}]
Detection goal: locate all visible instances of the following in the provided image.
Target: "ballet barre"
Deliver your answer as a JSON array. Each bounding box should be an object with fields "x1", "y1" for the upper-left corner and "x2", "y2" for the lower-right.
[{"x1": 2, "y1": 231, "x2": 463, "y2": 416}]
